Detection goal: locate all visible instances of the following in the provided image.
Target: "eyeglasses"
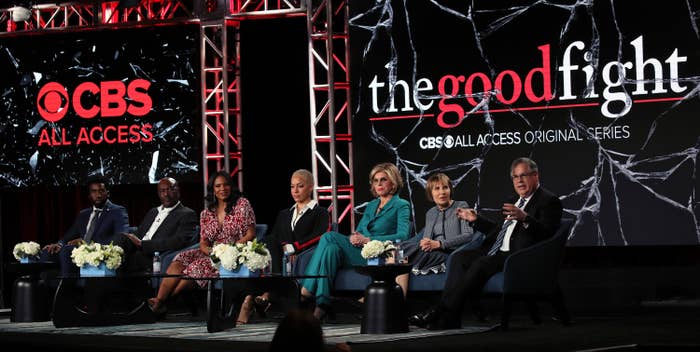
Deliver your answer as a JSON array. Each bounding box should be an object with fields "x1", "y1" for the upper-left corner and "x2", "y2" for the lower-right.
[{"x1": 511, "y1": 171, "x2": 536, "y2": 180}]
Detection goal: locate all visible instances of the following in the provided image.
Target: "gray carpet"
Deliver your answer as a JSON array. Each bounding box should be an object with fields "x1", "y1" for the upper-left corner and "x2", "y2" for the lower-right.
[{"x1": 0, "y1": 317, "x2": 492, "y2": 345}]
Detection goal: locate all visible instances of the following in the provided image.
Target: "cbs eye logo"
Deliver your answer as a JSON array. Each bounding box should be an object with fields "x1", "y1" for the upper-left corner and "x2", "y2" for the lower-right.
[{"x1": 36, "y1": 79, "x2": 152, "y2": 122}]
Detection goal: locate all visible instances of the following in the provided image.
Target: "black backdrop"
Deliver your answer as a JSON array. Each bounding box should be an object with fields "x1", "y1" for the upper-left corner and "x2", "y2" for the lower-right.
[{"x1": 349, "y1": 0, "x2": 700, "y2": 247}]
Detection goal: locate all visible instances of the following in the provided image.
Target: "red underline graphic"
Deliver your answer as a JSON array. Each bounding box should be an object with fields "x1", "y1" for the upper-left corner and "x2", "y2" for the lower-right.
[
  {"x1": 369, "y1": 114, "x2": 435, "y2": 121},
  {"x1": 369, "y1": 97, "x2": 683, "y2": 122},
  {"x1": 633, "y1": 97, "x2": 684, "y2": 103}
]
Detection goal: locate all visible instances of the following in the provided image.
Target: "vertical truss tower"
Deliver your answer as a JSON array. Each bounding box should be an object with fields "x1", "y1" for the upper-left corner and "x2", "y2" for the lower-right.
[{"x1": 305, "y1": 0, "x2": 353, "y2": 230}]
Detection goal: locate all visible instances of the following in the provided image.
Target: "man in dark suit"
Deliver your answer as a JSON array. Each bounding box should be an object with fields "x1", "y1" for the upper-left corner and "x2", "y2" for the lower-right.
[
  {"x1": 409, "y1": 157, "x2": 563, "y2": 330},
  {"x1": 119, "y1": 177, "x2": 198, "y2": 273},
  {"x1": 42, "y1": 176, "x2": 130, "y2": 276}
]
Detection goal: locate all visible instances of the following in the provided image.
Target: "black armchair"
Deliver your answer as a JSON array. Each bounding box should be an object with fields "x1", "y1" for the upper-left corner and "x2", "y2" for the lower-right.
[{"x1": 482, "y1": 218, "x2": 574, "y2": 331}]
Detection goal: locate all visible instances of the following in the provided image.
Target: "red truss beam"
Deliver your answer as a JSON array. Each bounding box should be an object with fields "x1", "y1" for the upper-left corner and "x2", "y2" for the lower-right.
[
  {"x1": 0, "y1": 0, "x2": 193, "y2": 34},
  {"x1": 228, "y1": 0, "x2": 304, "y2": 16},
  {"x1": 101, "y1": 0, "x2": 193, "y2": 24}
]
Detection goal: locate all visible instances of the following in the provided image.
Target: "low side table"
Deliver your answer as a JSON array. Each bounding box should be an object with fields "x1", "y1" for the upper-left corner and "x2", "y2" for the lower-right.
[
  {"x1": 188, "y1": 274, "x2": 325, "y2": 333},
  {"x1": 7, "y1": 261, "x2": 57, "y2": 322},
  {"x1": 51, "y1": 272, "x2": 177, "y2": 328},
  {"x1": 355, "y1": 264, "x2": 412, "y2": 334}
]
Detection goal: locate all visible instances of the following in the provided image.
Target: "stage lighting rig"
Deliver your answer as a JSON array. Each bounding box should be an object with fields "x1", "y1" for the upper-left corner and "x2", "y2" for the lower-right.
[{"x1": 11, "y1": 3, "x2": 32, "y2": 22}]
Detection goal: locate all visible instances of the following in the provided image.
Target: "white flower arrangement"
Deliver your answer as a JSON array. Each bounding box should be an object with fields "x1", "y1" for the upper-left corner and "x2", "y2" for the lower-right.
[
  {"x1": 361, "y1": 240, "x2": 396, "y2": 259},
  {"x1": 13, "y1": 241, "x2": 41, "y2": 261},
  {"x1": 211, "y1": 238, "x2": 271, "y2": 272},
  {"x1": 71, "y1": 242, "x2": 124, "y2": 270}
]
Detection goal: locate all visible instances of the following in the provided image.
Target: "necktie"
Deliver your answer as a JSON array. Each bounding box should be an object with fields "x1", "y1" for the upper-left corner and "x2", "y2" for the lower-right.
[
  {"x1": 488, "y1": 197, "x2": 527, "y2": 256},
  {"x1": 84, "y1": 208, "x2": 102, "y2": 243}
]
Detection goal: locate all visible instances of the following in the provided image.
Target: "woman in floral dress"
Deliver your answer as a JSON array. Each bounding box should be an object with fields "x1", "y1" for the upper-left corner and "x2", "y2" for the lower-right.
[{"x1": 149, "y1": 170, "x2": 256, "y2": 313}]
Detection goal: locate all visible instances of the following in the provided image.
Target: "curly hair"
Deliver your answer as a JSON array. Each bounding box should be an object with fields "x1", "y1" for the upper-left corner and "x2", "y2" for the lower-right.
[{"x1": 204, "y1": 170, "x2": 241, "y2": 213}]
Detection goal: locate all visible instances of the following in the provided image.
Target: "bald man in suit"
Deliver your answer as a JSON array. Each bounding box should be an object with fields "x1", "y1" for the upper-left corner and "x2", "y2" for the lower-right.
[{"x1": 119, "y1": 177, "x2": 198, "y2": 273}]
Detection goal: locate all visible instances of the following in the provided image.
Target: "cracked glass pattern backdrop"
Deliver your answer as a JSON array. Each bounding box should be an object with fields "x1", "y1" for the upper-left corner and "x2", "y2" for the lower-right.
[
  {"x1": 0, "y1": 25, "x2": 200, "y2": 187},
  {"x1": 349, "y1": 1, "x2": 700, "y2": 246}
]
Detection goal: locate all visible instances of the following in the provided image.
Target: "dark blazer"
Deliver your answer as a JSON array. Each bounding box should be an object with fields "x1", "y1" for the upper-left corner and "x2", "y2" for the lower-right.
[
  {"x1": 266, "y1": 204, "x2": 329, "y2": 273},
  {"x1": 60, "y1": 200, "x2": 129, "y2": 245},
  {"x1": 473, "y1": 186, "x2": 563, "y2": 253},
  {"x1": 134, "y1": 203, "x2": 198, "y2": 255}
]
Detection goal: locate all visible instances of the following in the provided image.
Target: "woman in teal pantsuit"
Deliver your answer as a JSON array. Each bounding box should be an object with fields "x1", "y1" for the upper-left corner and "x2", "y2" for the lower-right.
[{"x1": 300, "y1": 162, "x2": 411, "y2": 319}]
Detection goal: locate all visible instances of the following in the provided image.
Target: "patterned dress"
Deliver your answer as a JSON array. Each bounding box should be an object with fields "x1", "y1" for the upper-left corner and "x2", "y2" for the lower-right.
[{"x1": 173, "y1": 197, "x2": 256, "y2": 287}]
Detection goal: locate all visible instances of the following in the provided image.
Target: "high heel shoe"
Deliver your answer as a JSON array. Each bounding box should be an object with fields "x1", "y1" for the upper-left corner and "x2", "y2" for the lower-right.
[
  {"x1": 408, "y1": 307, "x2": 439, "y2": 328},
  {"x1": 254, "y1": 296, "x2": 272, "y2": 318},
  {"x1": 300, "y1": 294, "x2": 316, "y2": 311},
  {"x1": 313, "y1": 303, "x2": 336, "y2": 322},
  {"x1": 147, "y1": 298, "x2": 167, "y2": 317}
]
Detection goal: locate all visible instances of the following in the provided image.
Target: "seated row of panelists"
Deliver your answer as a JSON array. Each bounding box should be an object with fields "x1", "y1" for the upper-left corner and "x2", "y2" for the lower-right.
[
  {"x1": 37, "y1": 169, "x2": 326, "y2": 323},
  {"x1": 40, "y1": 176, "x2": 198, "y2": 277},
  {"x1": 37, "y1": 156, "x2": 560, "y2": 331},
  {"x1": 146, "y1": 169, "x2": 329, "y2": 324},
  {"x1": 297, "y1": 157, "x2": 562, "y2": 329}
]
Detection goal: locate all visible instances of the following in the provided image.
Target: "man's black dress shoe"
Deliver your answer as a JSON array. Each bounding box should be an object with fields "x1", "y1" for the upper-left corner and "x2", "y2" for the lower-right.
[
  {"x1": 426, "y1": 315, "x2": 461, "y2": 330},
  {"x1": 474, "y1": 310, "x2": 488, "y2": 323},
  {"x1": 408, "y1": 308, "x2": 439, "y2": 328}
]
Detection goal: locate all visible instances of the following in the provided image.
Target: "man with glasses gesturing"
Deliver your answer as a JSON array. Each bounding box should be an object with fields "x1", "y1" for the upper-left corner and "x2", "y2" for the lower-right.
[{"x1": 409, "y1": 157, "x2": 563, "y2": 330}]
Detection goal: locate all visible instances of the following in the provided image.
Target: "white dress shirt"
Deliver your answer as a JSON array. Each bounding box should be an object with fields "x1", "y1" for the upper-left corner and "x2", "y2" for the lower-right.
[
  {"x1": 143, "y1": 201, "x2": 180, "y2": 241},
  {"x1": 290, "y1": 199, "x2": 317, "y2": 230},
  {"x1": 499, "y1": 195, "x2": 532, "y2": 252}
]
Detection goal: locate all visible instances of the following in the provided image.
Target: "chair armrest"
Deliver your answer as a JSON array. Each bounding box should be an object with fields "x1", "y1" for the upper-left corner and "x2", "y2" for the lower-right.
[
  {"x1": 256, "y1": 224, "x2": 268, "y2": 242},
  {"x1": 161, "y1": 242, "x2": 199, "y2": 272},
  {"x1": 292, "y1": 244, "x2": 317, "y2": 277},
  {"x1": 444, "y1": 231, "x2": 485, "y2": 273},
  {"x1": 502, "y1": 219, "x2": 573, "y2": 293}
]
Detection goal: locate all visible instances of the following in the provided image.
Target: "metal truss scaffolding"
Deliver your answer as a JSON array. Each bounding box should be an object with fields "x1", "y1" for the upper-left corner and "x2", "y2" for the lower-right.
[
  {"x1": 0, "y1": 0, "x2": 193, "y2": 33},
  {"x1": 0, "y1": 0, "x2": 354, "y2": 230},
  {"x1": 305, "y1": 0, "x2": 353, "y2": 230},
  {"x1": 199, "y1": 19, "x2": 243, "y2": 194}
]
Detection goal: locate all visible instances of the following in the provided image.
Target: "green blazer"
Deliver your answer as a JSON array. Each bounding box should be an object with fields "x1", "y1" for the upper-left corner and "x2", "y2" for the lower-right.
[{"x1": 355, "y1": 195, "x2": 411, "y2": 242}]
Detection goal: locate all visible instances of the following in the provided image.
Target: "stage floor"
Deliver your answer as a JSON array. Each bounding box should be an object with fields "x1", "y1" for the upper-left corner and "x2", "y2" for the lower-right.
[{"x1": 1, "y1": 307, "x2": 700, "y2": 351}]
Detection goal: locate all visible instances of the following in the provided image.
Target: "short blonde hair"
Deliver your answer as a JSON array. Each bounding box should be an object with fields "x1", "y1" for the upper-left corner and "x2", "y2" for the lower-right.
[
  {"x1": 291, "y1": 169, "x2": 315, "y2": 187},
  {"x1": 369, "y1": 162, "x2": 403, "y2": 197}
]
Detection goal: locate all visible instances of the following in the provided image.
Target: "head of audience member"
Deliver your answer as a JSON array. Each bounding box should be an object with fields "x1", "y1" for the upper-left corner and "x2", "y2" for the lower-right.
[
  {"x1": 369, "y1": 162, "x2": 404, "y2": 198},
  {"x1": 158, "y1": 177, "x2": 180, "y2": 208},
  {"x1": 269, "y1": 309, "x2": 325, "y2": 352},
  {"x1": 86, "y1": 175, "x2": 110, "y2": 209},
  {"x1": 510, "y1": 157, "x2": 540, "y2": 198},
  {"x1": 205, "y1": 170, "x2": 241, "y2": 212},
  {"x1": 291, "y1": 169, "x2": 315, "y2": 206},
  {"x1": 425, "y1": 172, "x2": 453, "y2": 209}
]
